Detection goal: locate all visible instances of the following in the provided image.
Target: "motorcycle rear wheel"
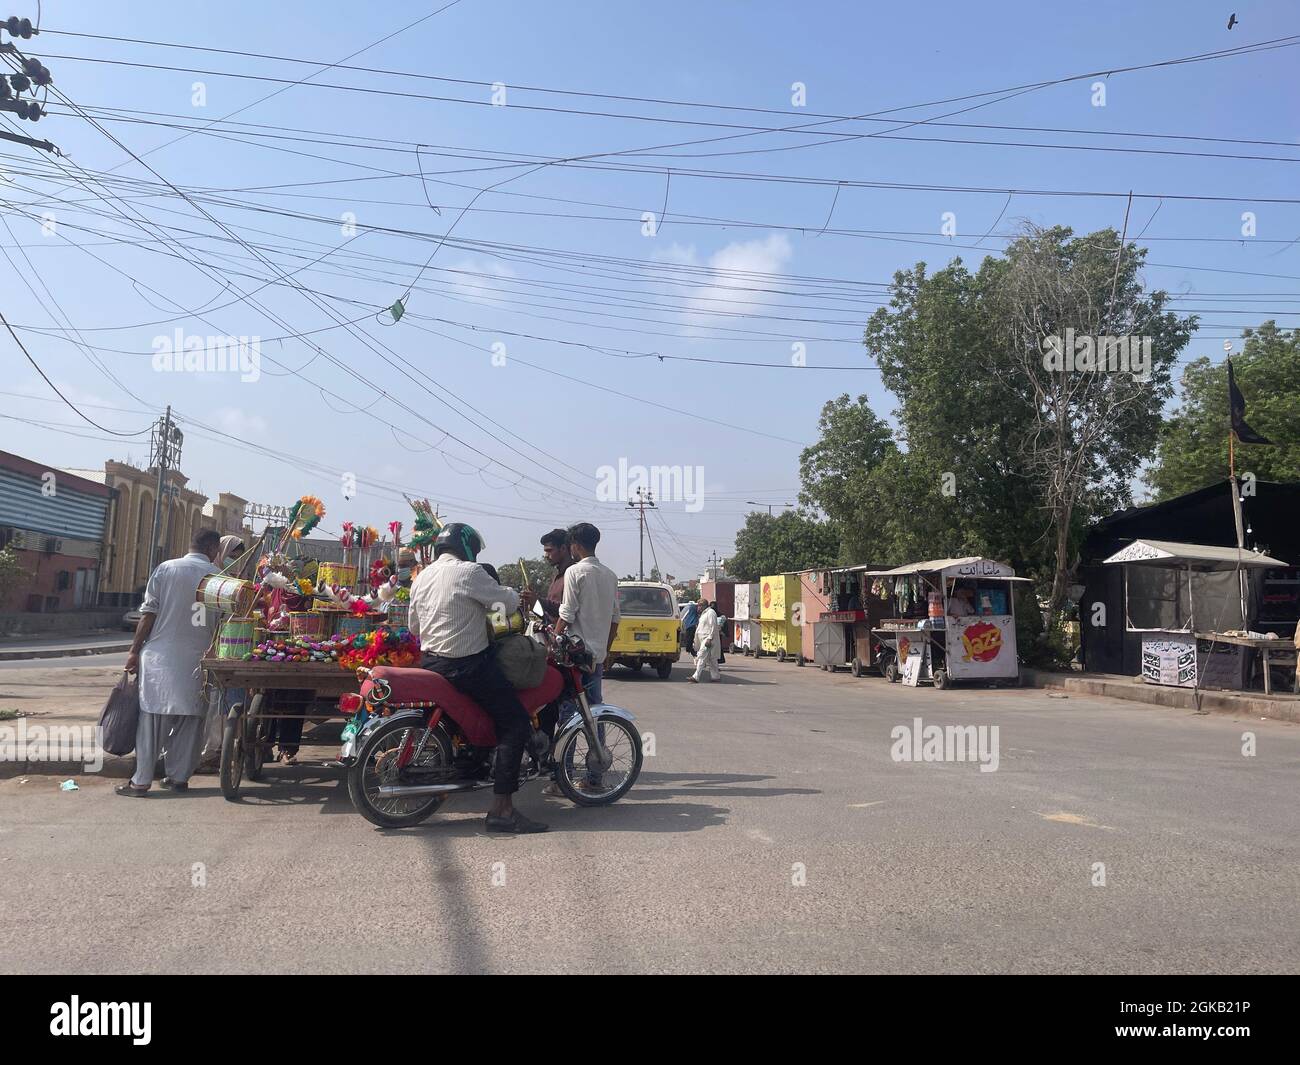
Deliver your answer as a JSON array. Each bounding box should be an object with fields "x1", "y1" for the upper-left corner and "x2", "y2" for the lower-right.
[
  {"x1": 348, "y1": 717, "x2": 453, "y2": 828},
  {"x1": 552, "y1": 716, "x2": 642, "y2": 807}
]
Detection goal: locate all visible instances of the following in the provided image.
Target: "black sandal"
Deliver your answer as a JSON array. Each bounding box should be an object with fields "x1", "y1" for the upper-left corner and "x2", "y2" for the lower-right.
[
  {"x1": 114, "y1": 782, "x2": 149, "y2": 797},
  {"x1": 485, "y1": 809, "x2": 549, "y2": 834}
]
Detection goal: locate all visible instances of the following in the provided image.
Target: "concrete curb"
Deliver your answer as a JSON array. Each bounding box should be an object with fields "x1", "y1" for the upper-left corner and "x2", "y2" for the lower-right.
[
  {"x1": 1023, "y1": 668, "x2": 1300, "y2": 723},
  {"x1": 0, "y1": 641, "x2": 132, "y2": 662}
]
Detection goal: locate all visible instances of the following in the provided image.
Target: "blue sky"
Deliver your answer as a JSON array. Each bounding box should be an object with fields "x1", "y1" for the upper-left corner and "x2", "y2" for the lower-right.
[{"x1": 3, "y1": 0, "x2": 1298, "y2": 577}]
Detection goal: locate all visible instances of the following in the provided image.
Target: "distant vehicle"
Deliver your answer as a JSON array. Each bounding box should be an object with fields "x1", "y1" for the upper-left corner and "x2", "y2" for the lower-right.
[
  {"x1": 122, "y1": 608, "x2": 143, "y2": 631},
  {"x1": 609, "y1": 581, "x2": 682, "y2": 679}
]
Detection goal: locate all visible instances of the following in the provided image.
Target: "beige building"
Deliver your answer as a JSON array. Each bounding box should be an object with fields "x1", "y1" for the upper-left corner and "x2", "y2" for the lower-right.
[{"x1": 64, "y1": 460, "x2": 252, "y2": 605}]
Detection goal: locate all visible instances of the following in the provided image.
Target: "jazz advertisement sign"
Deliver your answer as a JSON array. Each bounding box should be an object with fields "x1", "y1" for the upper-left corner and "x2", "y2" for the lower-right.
[{"x1": 945, "y1": 615, "x2": 1016, "y2": 679}]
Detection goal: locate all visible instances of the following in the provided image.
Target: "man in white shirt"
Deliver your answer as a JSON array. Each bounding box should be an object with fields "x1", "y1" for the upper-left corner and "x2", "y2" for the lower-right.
[
  {"x1": 689, "y1": 597, "x2": 721, "y2": 683},
  {"x1": 555, "y1": 522, "x2": 620, "y2": 706},
  {"x1": 410, "y1": 522, "x2": 545, "y2": 834},
  {"x1": 117, "y1": 529, "x2": 222, "y2": 796}
]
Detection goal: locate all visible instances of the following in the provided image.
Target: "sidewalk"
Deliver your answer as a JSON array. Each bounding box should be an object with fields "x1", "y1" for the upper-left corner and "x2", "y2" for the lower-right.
[
  {"x1": 0, "y1": 632, "x2": 133, "y2": 662},
  {"x1": 1024, "y1": 668, "x2": 1300, "y2": 723}
]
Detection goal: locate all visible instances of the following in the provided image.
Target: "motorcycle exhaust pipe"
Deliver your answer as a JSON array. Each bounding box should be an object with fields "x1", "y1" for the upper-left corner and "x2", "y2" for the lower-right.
[{"x1": 376, "y1": 782, "x2": 476, "y2": 798}]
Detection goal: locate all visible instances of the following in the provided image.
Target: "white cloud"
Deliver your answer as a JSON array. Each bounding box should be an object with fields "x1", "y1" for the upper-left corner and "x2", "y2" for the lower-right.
[
  {"x1": 681, "y1": 233, "x2": 794, "y2": 333},
  {"x1": 444, "y1": 257, "x2": 517, "y2": 307}
]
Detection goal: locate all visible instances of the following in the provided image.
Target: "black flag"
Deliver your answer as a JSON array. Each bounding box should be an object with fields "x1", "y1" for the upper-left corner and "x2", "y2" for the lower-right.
[{"x1": 1228, "y1": 359, "x2": 1272, "y2": 445}]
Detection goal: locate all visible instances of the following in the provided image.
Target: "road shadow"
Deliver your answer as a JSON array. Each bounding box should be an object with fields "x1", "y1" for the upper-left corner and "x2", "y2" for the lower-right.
[
  {"x1": 636, "y1": 770, "x2": 820, "y2": 798},
  {"x1": 381, "y1": 797, "x2": 730, "y2": 838},
  {"x1": 210, "y1": 762, "x2": 354, "y2": 813}
]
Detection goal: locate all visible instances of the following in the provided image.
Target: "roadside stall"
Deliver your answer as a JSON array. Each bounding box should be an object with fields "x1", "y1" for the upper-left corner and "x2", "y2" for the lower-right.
[
  {"x1": 733, "y1": 581, "x2": 761, "y2": 655},
  {"x1": 701, "y1": 577, "x2": 736, "y2": 656},
  {"x1": 1101, "y1": 539, "x2": 1293, "y2": 694},
  {"x1": 758, "y1": 573, "x2": 802, "y2": 661},
  {"x1": 201, "y1": 496, "x2": 432, "y2": 799},
  {"x1": 804, "y1": 563, "x2": 894, "y2": 676},
  {"x1": 700, "y1": 578, "x2": 736, "y2": 618},
  {"x1": 865, "y1": 557, "x2": 1026, "y2": 689}
]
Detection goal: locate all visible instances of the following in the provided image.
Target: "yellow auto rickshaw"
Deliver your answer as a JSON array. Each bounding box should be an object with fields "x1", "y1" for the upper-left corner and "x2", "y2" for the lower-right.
[{"x1": 608, "y1": 581, "x2": 682, "y2": 679}]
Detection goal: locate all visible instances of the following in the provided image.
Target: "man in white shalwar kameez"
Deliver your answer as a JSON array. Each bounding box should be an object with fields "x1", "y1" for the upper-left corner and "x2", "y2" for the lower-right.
[
  {"x1": 116, "y1": 529, "x2": 221, "y2": 796},
  {"x1": 688, "y1": 597, "x2": 722, "y2": 683}
]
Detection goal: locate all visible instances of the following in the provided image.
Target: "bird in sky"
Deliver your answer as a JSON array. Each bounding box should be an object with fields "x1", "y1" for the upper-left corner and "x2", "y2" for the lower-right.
[{"x1": 1227, "y1": 13, "x2": 1238, "y2": 30}]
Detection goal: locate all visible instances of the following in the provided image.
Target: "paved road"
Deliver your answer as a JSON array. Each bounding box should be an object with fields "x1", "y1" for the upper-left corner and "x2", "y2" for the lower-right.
[
  {"x1": 3, "y1": 656, "x2": 1298, "y2": 974},
  {"x1": 0, "y1": 651, "x2": 128, "y2": 672},
  {"x1": 0, "y1": 633, "x2": 131, "y2": 665}
]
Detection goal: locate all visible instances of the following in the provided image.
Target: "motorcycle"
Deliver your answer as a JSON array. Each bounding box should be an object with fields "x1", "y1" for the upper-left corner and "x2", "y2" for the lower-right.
[{"x1": 341, "y1": 627, "x2": 643, "y2": 828}]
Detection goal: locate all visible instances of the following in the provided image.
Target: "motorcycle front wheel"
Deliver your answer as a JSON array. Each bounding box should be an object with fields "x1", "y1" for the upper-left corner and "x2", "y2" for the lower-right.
[
  {"x1": 552, "y1": 716, "x2": 643, "y2": 807},
  {"x1": 348, "y1": 717, "x2": 453, "y2": 828}
]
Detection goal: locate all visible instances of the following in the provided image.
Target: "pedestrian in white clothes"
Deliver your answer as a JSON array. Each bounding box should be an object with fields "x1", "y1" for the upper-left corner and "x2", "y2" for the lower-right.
[
  {"x1": 689, "y1": 597, "x2": 721, "y2": 683},
  {"x1": 116, "y1": 529, "x2": 222, "y2": 796}
]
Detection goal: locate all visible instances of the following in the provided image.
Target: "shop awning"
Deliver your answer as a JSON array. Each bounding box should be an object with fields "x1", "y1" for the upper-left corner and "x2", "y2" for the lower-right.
[
  {"x1": 861, "y1": 557, "x2": 1025, "y2": 580},
  {"x1": 1102, "y1": 539, "x2": 1285, "y2": 570}
]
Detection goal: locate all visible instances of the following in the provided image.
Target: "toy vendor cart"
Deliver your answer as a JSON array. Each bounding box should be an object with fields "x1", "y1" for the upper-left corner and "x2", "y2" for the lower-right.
[
  {"x1": 203, "y1": 658, "x2": 362, "y2": 800},
  {"x1": 864, "y1": 557, "x2": 1027, "y2": 689}
]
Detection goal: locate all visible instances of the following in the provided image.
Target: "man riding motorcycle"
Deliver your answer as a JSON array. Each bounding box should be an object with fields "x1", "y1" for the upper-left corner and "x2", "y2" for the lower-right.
[{"x1": 407, "y1": 522, "x2": 547, "y2": 834}]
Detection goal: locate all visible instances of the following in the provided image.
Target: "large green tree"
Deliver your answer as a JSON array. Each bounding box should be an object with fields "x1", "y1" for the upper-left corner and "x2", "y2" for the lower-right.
[
  {"x1": 797, "y1": 394, "x2": 897, "y2": 562},
  {"x1": 727, "y1": 511, "x2": 839, "y2": 581},
  {"x1": 1147, "y1": 322, "x2": 1300, "y2": 498},
  {"x1": 854, "y1": 224, "x2": 1194, "y2": 623}
]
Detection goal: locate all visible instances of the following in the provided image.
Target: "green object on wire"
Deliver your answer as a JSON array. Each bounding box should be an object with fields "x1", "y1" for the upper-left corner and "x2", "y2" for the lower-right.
[{"x1": 390, "y1": 298, "x2": 406, "y2": 323}]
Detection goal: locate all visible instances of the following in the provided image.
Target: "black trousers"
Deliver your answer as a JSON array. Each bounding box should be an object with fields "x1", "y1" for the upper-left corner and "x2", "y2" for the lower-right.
[{"x1": 423, "y1": 647, "x2": 531, "y2": 796}]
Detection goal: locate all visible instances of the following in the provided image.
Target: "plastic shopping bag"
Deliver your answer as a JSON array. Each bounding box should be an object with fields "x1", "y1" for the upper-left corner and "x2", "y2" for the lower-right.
[{"x1": 98, "y1": 671, "x2": 140, "y2": 757}]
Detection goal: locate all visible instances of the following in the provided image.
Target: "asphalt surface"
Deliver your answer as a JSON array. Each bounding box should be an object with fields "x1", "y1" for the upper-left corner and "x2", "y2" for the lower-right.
[
  {"x1": 0, "y1": 650, "x2": 129, "y2": 672},
  {"x1": 3, "y1": 655, "x2": 1298, "y2": 974}
]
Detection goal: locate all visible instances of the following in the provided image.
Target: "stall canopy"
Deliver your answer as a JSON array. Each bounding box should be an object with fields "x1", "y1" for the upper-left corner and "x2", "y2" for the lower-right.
[
  {"x1": 862, "y1": 557, "x2": 1030, "y2": 582},
  {"x1": 1102, "y1": 539, "x2": 1286, "y2": 633}
]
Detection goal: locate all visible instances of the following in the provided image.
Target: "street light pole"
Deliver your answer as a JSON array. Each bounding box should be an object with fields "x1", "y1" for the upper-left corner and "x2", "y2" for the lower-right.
[
  {"x1": 147, "y1": 406, "x2": 182, "y2": 574},
  {"x1": 627, "y1": 487, "x2": 657, "y2": 580}
]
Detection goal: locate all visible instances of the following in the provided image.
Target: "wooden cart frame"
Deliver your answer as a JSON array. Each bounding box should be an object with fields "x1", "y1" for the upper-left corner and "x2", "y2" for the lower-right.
[{"x1": 203, "y1": 658, "x2": 361, "y2": 800}]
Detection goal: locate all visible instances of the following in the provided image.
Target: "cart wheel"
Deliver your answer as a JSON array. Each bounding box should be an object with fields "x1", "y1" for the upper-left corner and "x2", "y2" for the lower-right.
[
  {"x1": 932, "y1": 669, "x2": 949, "y2": 690},
  {"x1": 851, "y1": 657, "x2": 864, "y2": 678},
  {"x1": 776, "y1": 648, "x2": 786, "y2": 663},
  {"x1": 244, "y1": 693, "x2": 266, "y2": 782},
  {"x1": 820, "y1": 663, "x2": 829, "y2": 672},
  {"x1": 219, "y1": 704, "x2": 245, "y2": 801},
  {"x1": 655, "y1": 660, "x2": 673, "y2": 679},
  {"x1": 884, "y1": 662, "x2": 900, "y2": 684},
  {"x1": 796, "y1": 653, "x2": 806, "y2": 667}
]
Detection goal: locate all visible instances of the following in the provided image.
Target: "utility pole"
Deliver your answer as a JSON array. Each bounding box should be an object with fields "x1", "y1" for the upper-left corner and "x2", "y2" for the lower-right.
[
  {"x1": 626, "y1": 487, "x2": 656, "y2": 580},
  {"x1": 147, "y1": 406, "x2": 182, "y2": 574},
  {"x1": 0, "y1": 18, "x2": 60, "y2": 154},
  {"x1": 746, "y1": 500, "x2": 794, "y2": 517},
  {"x1": 705, "y1": 550, "x2": 724, "y2": 579}
]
